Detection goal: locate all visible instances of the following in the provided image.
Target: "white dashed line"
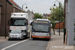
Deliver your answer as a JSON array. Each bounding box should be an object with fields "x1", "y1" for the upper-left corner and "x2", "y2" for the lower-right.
[{"x1": 1, "y1": 39, "x2": 29, "y2": 50}]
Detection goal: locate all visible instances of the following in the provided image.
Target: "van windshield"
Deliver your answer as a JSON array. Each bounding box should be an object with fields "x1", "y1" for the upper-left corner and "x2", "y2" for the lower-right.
[
  {"x1": 32, "y1": 23, "x2": 49, "y2": 32},
  {"x1": 9, "y1": 18, "x2": 26, "y2": 26}
]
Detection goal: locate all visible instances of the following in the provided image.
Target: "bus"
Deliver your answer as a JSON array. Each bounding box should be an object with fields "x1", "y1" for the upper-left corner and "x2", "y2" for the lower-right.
[{"x1": 31, "y1": 19, "x2": 51, "y2": 40}]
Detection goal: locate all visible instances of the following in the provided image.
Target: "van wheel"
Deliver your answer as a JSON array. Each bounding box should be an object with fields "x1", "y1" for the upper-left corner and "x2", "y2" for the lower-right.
[
  {"x1": 25, "y1": 35, "x2": 28, "y2": 39},
  {"x1": 8, "y1": 38, "x2": 11, "y2": 41},
  {"x1": 27, "y1": 32, "x2": 30, "y2": 38}
]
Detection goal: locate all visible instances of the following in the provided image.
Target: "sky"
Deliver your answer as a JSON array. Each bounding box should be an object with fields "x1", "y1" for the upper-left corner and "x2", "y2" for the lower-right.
[{"x1": 14, "y1": 0, "x2": 64, "y2": 14}]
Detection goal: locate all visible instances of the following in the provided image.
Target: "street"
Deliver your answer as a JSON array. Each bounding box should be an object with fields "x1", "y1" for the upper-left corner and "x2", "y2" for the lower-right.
[
  {"x1": 0, "y1": 38, "x2": 49, "y2": 50},
  {"x1": 0, "y1": 25, "x2": 49, "y2": 50}
]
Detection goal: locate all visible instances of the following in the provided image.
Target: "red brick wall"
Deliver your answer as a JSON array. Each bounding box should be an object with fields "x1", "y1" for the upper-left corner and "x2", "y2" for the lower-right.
[{"x1": 54, "y1": 22, "x2": 64, "y2": 29}]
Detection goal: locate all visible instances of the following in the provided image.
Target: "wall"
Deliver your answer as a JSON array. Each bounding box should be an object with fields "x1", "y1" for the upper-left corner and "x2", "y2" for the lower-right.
[
  {"x1": 0, "y1": 0, "x2": 24, "y2": 36},
  {"x1": 54, "y1": 22, "x2": 64, "y2": 29},
  {"x1": 27, "y1": 10, "x2": 33, "y2": 20},
  {"x1": 0, "y1": 0, "x2": 8, "y2": 36},
  {"x1": 6, "y1": 2, "x2": 13, "y2": 35},
  {"x1": 66, "y1": 0, "x2": 75, "y2": 45}
]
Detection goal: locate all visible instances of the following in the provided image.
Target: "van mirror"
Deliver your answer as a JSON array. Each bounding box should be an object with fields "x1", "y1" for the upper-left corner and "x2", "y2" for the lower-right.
[
  {"x1": 30, "y1": 22, "x2": 33, "y2": 26},
  {"x1": 9, "y1": 30, "x2": 11, "y2": 32},
  {"x1": 25, "y1": 23, "x2": 26, "y2": 25}
]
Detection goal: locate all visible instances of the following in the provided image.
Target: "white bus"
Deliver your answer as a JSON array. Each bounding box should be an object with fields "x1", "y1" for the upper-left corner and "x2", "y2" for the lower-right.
[{"x1": 31, "y1": 19, "x2": 51, "y2": 40}]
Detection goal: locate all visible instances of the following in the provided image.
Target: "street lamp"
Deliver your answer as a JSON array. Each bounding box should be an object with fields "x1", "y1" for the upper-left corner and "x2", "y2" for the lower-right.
[
  {"x1": 54, "y1": 0, "x2": 61, "y2": 36},
  {"x1": 22, "y1": 3, "x2": 28, "y2": 10},
  {"x1": 63, "y1": 0, "x2": 66, "y2": 44}
]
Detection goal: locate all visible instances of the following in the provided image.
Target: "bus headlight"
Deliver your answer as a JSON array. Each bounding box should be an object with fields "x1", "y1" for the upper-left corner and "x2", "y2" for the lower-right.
[{"x1": 47, "y1": 34, "x2": 49, "y2": 36}]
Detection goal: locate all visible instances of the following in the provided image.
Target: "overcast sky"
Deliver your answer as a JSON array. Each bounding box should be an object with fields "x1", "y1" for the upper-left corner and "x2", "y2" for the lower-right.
[{"x1": 14, "y1": 0, "x2": 64, "y2": 14}]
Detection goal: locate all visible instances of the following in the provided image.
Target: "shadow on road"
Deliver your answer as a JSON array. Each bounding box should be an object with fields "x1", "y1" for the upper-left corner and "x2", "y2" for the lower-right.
[
  {"x1": 8, "y1": 37, "x2": 29, "y2": 41},
  {"x1": 30, "y1": 38, "x2": 50, "y2": 41}
]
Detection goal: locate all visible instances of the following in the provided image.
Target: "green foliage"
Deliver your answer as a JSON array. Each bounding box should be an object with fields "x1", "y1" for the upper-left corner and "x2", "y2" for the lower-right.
[
  {"x1": 33, "y1": 13, "x2": 43, "y2": 19},
  {"x1": 48, "y1": 17, "x2": 56, "y2": 27},
  {"x1": 50, "y1": 2, "x2": 64, "y2": 22}
]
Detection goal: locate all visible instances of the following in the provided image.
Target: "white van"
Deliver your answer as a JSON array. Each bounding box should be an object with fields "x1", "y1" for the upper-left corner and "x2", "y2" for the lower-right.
[{"x1": 8, "y1": 13, "x2": 30, "y2": 40}]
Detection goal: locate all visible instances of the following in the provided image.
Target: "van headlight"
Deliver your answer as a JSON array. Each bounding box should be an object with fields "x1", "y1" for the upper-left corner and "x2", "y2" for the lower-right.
[{"x1": 19, "y1": 34, "x2": 22, "y2": 36}]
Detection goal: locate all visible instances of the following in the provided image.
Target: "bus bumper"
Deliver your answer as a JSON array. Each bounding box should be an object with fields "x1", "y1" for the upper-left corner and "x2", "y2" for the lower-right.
[{"x1": 31, "y1": 35, "x2": 50, "y2": 39}]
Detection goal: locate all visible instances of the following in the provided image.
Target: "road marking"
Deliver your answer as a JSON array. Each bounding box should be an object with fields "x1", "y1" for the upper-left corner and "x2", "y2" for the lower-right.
[
  {"x1": 1, "y1": 39, "x2": 29, "y2": 50},
  {"x1": 46, "y1": 40, "x2": 50, "y2": 50}
]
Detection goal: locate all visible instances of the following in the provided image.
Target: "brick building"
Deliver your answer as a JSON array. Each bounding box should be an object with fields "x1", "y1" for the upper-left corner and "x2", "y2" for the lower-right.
[{"x1": 0, "y1": 0, "x2": 24, "y2": 36}]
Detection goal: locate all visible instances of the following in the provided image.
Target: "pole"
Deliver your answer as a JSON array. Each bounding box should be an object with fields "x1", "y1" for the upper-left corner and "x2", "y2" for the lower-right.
[
  {"x1": 59, "y1": 2, "x2": 60, "y2": 36},
  {"x1": 54, "y1": 0, "x2": 60, "y2": 35},
  {"x1": 53, "y1": 8, "x2": 54, "y2": 31},
  {"x1": 53, "y1": 7, "x2": 55, "y2": 35},
  {"x1": 22, "y1": 5, "x2": 23, "y2": 10},
  {"x1": 5, "y1": 0, "x2": 7, "y2": 38},
  {"x1": 63, "y1": 0, "x2": 66, "y2": 44}
]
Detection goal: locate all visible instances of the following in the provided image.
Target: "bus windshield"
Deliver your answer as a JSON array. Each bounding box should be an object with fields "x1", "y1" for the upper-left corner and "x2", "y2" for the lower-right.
[
  {"x1": 32, "y1": 23, "x2": 49, "y2": 32},
  {"x1": 9, "y1": 18, "x2": 26, "y2": 26}
]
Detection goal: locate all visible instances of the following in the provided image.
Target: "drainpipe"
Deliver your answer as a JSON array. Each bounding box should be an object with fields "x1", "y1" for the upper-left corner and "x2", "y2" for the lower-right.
[
  {"x1": 5, "y1": 0, "x2": 7, "y2": 38},
  {"x1": 63, "y1": 0, "x2": 66, "y2": 44}
]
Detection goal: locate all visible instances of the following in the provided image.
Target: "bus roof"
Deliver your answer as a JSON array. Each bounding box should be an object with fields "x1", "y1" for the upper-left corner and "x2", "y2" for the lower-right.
[{"x1": 36, "y1": 19, "x2": 51, "y2": 22}]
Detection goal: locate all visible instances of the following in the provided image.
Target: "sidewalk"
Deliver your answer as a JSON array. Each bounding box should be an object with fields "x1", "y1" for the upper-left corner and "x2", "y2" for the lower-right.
[
  {"x1": 0, "y1": 36, "x2": 8, "y2": 43},
  {"x1": 46, "y1": 35, "x2": 75, "y2": 50}
]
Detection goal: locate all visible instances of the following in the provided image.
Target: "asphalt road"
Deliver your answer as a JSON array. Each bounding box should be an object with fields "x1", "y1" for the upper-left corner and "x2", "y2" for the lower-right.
[
  {"x1": 0, "y1": 38, "x2": 49, "y2": 50},
  {"x1": 0, "y1": 25, "x2": 53, "y2": 50}
]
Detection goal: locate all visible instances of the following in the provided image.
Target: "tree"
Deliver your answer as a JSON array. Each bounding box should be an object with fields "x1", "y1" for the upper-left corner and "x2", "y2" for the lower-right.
[
  {"x1": 33, "y1": 13, "x2": 43, "y2": 19},
  {"x1": 48, "y1": 2, "x2": 64, "y2": 22}
]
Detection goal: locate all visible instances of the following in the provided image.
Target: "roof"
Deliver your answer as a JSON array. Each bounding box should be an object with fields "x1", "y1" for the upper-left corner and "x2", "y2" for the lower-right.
[
  {"x1": 9, "y1": 0, "x2": 21, "y2": 8},
  {"x1": 11, "y1": 13, "x2": 28, "y2": 19}
]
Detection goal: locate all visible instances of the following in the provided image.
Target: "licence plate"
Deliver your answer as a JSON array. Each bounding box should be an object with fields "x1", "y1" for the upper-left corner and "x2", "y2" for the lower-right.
[{"x1": 13, "y1": 36, "x2": 16, "y2": 38}]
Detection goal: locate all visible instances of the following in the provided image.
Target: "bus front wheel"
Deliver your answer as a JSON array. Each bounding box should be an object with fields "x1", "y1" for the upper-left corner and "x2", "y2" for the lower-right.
[{"x1": 32, "y1": 38, "x2": 35, "y2": 40}]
